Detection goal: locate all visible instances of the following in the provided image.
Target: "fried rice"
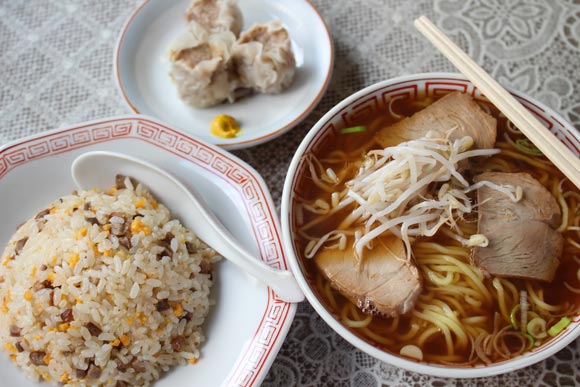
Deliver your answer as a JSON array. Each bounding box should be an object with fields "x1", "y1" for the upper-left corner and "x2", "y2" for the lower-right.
[{"x1": 0, "y1": 175, "x2": 220, "y2": 387}]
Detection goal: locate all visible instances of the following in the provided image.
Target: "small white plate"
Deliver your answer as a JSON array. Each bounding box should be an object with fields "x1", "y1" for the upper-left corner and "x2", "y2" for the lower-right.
[
  {"x1": 0, "y1": 116, "x2": 296, "y2": 387},
  {"x1": 115, "y1": 0, "x2": 334, "y2": 150}
]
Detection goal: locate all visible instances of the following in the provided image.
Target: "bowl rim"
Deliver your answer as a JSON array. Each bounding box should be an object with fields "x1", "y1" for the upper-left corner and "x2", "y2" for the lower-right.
[{"x1": 280, "y1": 71, "x2": 580, "y2": 378}]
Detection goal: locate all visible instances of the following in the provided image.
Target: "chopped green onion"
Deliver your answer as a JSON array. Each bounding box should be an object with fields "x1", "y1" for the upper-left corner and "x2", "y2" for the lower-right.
[
  {"x1": 339, "y1": 126, "x2": 367, "y2": 134},
  {"x1": 548, "y1": 317, "x2": 571, "y2": 337},
  {"x1": 527, "y1": 317, "x2": 547, "y2": 339},
  {"x1": 525, "y1": 333, "x2": 535, "y2": 350},
  {"x1": 510, "y1": 304, "x2": 521, "y2": 329},
  {"x1": 514, "y1": 138, "x2": 543, "y2": 156}
]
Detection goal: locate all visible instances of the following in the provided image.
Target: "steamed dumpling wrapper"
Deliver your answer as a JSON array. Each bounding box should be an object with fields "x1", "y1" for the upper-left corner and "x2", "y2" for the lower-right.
[
  {"x1": 166, "y1": 1, "x2": 296, "y2": 108},
  {"x1": 185, "y1": 0, "x2": 243, "y2": 37},
  {"x1": 233, "y1": 21, "x2": 296, "y2": 94},
  {"x1": 168, "y1": 28, "x2": 238, "y2": 108}
]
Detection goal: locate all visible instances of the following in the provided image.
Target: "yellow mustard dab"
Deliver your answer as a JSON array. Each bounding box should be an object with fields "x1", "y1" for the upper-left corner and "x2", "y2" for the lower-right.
[{"x1": 210, "y1": 114, "x2": 240, "y2": 138}]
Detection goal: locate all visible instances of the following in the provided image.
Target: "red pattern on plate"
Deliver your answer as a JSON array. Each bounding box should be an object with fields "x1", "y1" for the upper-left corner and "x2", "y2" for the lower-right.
[{"x1": 0, "y1": 117, "x2": 293, "y2": 387}]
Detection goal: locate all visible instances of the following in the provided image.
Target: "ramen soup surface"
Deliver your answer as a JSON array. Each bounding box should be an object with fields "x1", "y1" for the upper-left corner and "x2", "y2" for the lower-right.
[{"x1": 293, "y1": 93, "x2": 580, "y2": 365}]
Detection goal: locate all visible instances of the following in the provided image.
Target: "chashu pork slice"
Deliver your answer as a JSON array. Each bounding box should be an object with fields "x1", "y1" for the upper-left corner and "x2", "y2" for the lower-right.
[
  {"x1": 314, "y1": 234, "x2": 422, "y2": 317},
  {"x1": 375, "y1": 92, "x2": 497, "y2": 150},
  {"x1": 472, "y1": 172, "x2": 563, "y2": 282}
]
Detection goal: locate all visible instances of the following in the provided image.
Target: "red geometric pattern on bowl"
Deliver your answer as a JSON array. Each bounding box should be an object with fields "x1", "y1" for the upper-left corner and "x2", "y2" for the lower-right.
[
  {"x1": 294, "y1": 78, "x2": 579, "y2": 194},
  {"x1": 288, "y1": 75, "x2": 580, "y2": 377},
  {"x1": 0, "y1": 117, "x2": 292, "y2": 387}
]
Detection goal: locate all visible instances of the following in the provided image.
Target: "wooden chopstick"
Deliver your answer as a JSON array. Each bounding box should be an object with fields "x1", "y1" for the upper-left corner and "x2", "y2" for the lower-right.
[{"x1": 414, "y1": 16, "x2": 580, "y2": 190}]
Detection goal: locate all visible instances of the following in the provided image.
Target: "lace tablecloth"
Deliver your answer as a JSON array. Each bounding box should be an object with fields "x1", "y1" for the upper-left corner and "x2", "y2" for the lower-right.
[{"x1": 1, "y1": 0, "x2": 579, "y2": 386}]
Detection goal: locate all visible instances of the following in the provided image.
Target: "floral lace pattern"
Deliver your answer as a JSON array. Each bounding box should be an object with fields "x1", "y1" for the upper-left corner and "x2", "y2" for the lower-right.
[{"x1": 0, "y1": 0, "x2": 579, "y2": 386}]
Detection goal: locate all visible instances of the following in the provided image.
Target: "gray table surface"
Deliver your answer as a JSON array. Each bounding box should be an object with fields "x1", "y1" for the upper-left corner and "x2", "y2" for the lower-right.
[{"x1": 1, "y1": 0, "x2": 580, "y2": 386}]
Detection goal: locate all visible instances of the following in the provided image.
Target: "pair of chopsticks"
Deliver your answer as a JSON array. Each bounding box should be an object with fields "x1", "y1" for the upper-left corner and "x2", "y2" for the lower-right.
[{"x1": 414, "y1": 16, "x2": 580, "y2": 190}]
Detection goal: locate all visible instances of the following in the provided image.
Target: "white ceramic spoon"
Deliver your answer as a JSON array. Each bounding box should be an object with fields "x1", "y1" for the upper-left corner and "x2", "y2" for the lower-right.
[{"x1": 71, "y1": 151, "x2": 304, "y2": 303}]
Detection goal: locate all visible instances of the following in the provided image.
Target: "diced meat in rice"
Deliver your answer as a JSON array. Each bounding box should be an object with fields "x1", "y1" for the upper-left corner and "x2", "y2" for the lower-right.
[{"x1": 0, "y1": 176, "x2": 221, "y2": 387}]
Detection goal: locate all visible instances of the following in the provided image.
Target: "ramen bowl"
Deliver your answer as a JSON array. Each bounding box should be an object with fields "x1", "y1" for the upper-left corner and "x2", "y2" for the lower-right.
[{"x1": 280, "y1": 72, "x2": 580, "y2": 377}]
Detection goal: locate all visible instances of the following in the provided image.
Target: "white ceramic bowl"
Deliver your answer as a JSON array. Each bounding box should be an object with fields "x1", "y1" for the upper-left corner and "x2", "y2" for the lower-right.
[
  {"x1": 280, "y1": 73, "x2": 580, "y2": 378},
  {"x1": 0, "y1": 115, "x2": 296, "y2": 387}
]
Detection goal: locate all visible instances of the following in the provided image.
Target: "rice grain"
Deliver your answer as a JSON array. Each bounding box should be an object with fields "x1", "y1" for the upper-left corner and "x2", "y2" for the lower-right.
[{"x1": 0, "y1": 178, "x2": 220, "y2": 387}]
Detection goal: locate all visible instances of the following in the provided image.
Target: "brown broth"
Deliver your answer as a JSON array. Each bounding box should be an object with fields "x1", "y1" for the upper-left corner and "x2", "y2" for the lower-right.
[{"x1": 294, "y1": 94, "x2": 580, "y2": 365}]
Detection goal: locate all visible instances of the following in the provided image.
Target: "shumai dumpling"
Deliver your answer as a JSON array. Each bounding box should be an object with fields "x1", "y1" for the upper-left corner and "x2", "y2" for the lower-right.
[
  {"x1": 233, "y1": 21, "x2": 296, "y2": 94},
  {"x1": 185, "y1": 0, "x2": 243, "y2": 37},
  {"x1": 168, "y1": 29, "x2": 238, "y2": 108}
]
